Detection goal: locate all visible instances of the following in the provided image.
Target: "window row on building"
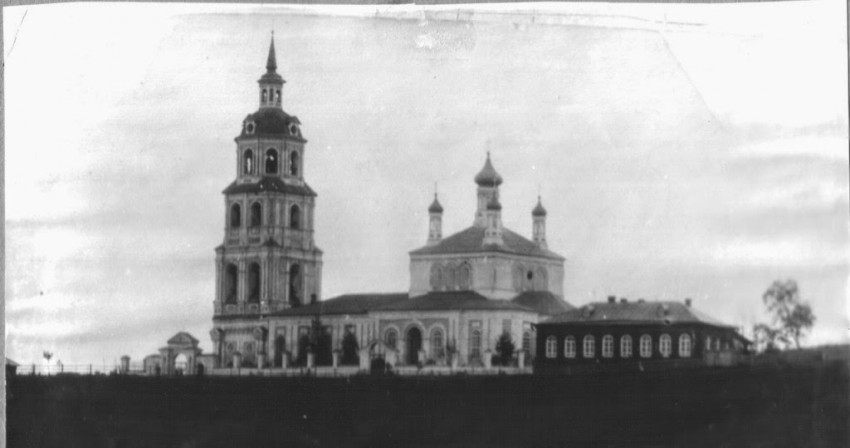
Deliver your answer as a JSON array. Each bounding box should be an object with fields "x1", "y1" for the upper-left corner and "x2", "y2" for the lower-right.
[
  {"x1": 223, "y1": 261, "x2": 304, "y2": 306},
  {"x1": 228, "y1": 202, "x2": 304, "y2": 230},
  {"x1": 429, "y1": 262, "x2": 473, "y2": 291},
  {"x1": 544, "y1": 333, "x2": 693, "y2": 360},
  {"x1": 241, "y1": 148, "x2": 300, "y2": 177}
]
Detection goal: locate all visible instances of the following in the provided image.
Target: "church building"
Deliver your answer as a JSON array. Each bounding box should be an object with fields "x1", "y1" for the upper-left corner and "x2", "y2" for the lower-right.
[{"x1": 203, "y1": 38, "x2": 574, "y2": 372}]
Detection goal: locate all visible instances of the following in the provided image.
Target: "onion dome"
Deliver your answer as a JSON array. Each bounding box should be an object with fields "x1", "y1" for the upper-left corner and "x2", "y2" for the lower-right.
[
  {"x1": 532, "y1": 196, "x2": 547, "y2": 217},
  {"x1": 486, "y1": 196, "x2": 502, "y2": 211},
  {"x1": 428, "y1": 194, "x2": 444, "y2": 213},
  {"x1": 258, "y1": 37, "x2": 284, "y2": 85},
  {"x1": 474, "y1": 152, "x2": 503, "y2": 187}
]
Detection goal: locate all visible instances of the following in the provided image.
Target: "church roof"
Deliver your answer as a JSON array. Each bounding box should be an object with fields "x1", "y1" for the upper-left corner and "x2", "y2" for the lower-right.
[
  {"x1": 512, "y1": 291, "x2": 574, "y2": 315},
  {"x1": 374, "y1": 291, "x2": 534, "y2": 312},
  {"x1": 222, "y1": 177, "x2": 317, "y2": 196},
  {"x1": 237, "y1": 108, "x2": 304, "y2": 141},
  {"x1": 272, "y1": 293, "x2": 409, "y2": 317},
  {"x1": 167, "y1": 332, "x2": 200, "y2": 346},
  {"x1": 474, "y1": 153, "x2": 503, "y2": 187},
  {"x1": 541, "y1": 301, "x2": 733, "y2": 328},
  {"x1": 410, "y1": 226, "x2": 564, "y2": 260}
]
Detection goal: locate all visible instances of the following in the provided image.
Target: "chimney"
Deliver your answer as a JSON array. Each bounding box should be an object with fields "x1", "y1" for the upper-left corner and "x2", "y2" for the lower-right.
[
  {"x1": 685, "y1": 298, "x2": 692, "y2": 307},
  {"x1": 607, "y1": 295, "x2": 616, "y2": 304},
  {"x1": 619, "y1": 298, "x2": 628, "y2": 304}
]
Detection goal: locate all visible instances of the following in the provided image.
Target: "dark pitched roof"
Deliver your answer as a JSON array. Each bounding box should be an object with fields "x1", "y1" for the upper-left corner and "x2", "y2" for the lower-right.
[
  {"x1": 375, "y1": 291, "x2": 533, "y2": 312},
  {"x1": 541, "y1": 301, "x2": 733, "y2": 328},
  {"x1": 237, "y1": 107, "x2": 304, "y2": 141},
  {"x1": 512, "y1": 291, "x2": 574, "y2": 315},
  {"x1": 222, "y1": 177, "x2": 317, "y2": 196},
  {"x1": 410, "y1": 226, "x2": 564, "y2": 260},
  {"x1": 272, "y1": 293, "x2": 409, "y2": 317}
]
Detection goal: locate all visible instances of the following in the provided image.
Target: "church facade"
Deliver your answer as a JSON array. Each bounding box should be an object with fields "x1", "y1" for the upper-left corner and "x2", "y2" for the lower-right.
[{"x1": 203, "y1": 39, "x2": 574, "y2": 372}]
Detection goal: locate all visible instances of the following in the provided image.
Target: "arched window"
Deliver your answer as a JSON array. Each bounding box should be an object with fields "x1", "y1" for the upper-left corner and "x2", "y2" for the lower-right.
[
  {"x1": 513, "y1": 265, "x2": 525, "y2": 290},
  {"x1": 288, "y1": 264, "x2": 302, "y2": 306},
  {"x1": 470, "y1": 329, "x2": 482, "y2": 360},
  {"x1": 290, "y1": 151, "x2": 299, "y2": 176},
  {"x1": 224, "y1": 264, "x2": 238, "y2": 304},
  {"x1": 230, "y1": 203, "x2": 241, "y2": 228},
  {"x1": 261, "y1": 89, "x2": 268, "y2": 104},
  {"x1": 275, "y1": 89, "x2": 281, "y2": 105},
  {"x1": 659, "y1": 334, "x2": 672, "y2": 358},
  {"x1": 533, "y1": 267, "x2": 547, "y2": 291},
  {"x1": 620, "y1": 335, "x2": 633, "y2": 358},
  {"x1": 583, "y1": 335, "x2": 595, "y2": 358},
  {"x1": 289, "y1": 204, "x2": 301, "y2": 229},
  {"x1": 247, "y1": 263, "x2": 260, "y2": 303},
  {"x1": 640, "y1": 335, "x2": 652, "y2": 358},
  {"x1": 385, "y1": 329, "x2": 398, "y2": 349},
  {"x1": 444, "y1": 263, "x2": 457, "y2": 290},
  {"x1": 522, "y1": 330, "x2": 531, "y2": 353},
  {"x1": 431, "y1": 328, "x2": 444, "y2": 359},
  {"x1": 250, "y1": 203, "x2": 262, "y2": 227},
  {"x1": 458, "y1": 263, "x2": 472, "y2": 290},
  {"x1": 564, "y1": 336, "x2": 576, "y2": 358},
  {"x1": 602, "y1": 335, "x2": 614, "y2": 358},
  {"x1": 429, "y1": 264, "x2": 443, "y2": 291},
  {"x1": 545, "y1": 336, "x2": 557, "y2": 358},
  {"x1": 243, "y1": 149, "x2": 254, "y2": 175},
  {"x1": 705, "y1": 336, "x2": 712, "y2": 351},
  {"x1": 679, "y1": 334, "x2": 692, "y2": 358},
  {"x1": 265, "y1": 149, "x2": 278, "y2": 174}
]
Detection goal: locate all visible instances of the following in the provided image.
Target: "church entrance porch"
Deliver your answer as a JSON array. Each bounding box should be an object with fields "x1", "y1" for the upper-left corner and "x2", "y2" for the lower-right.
[{"x1": 406, "y1": 327, "x2": 422, "y2": 365}]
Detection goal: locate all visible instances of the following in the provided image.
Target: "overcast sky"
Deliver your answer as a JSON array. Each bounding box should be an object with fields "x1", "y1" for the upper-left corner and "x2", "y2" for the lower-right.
[{"x1": 5, "y1": 1, "x2": 848, "y2": 365}]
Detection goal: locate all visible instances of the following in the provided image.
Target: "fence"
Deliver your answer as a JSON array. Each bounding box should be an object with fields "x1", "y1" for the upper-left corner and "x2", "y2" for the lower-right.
[{"x1": 15, "y1": 362, "x2": 147, "y2": 376}]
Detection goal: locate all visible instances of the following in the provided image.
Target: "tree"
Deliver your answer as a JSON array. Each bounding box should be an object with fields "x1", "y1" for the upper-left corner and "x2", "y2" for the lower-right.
[
  {"x1": 495, "y1": 332, "x2": 515, "y2": 366},
  {"x1": 756, "y1": 280, "x2": 816, "y2": 350},
  {"x1": 43, "y1": 351, "x2": 53, "y2": 376}
]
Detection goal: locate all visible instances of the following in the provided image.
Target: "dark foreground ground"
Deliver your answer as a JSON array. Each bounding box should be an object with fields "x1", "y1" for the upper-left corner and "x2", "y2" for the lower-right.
[{"x1": 7, "y1": 362, "x2": 849, "y2": 448}]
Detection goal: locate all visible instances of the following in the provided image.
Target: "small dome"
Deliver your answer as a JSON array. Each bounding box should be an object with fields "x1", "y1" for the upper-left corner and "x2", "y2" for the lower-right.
[
  {"x1": 428, "y1": 194, "x2": 443, "y2": 213},
  {"x1": 237, "y1": 108, "x2": 304, "y2": 140},
  {"x1": 486, "y1": 196, "x2": 502, "y2": 211},
  {"x1": 532, "y1": 196, "x2": 547, "y2": 217},
  {"x1": 474, "y1": 153, "x2": 503, "y2": 187}
]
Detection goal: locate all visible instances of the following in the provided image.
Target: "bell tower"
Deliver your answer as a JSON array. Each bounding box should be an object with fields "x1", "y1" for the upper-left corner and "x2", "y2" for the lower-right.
[{"x1": 213, "y1": 36, "x2": 324, "y2": 320}]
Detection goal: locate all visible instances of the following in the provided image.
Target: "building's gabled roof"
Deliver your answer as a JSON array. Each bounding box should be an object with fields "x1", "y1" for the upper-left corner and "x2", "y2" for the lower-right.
[
  {"x1": 272, "y1": 293, "x2": 409, "y2": 317},
  {"x1": 541, "y1": 300, "x2": 733, "y2": 328},
  {"x1": 410, "y1": 226, "x2": 564, "y2": 261},
  {"x1": 512, "y1": 291, "x2": 574, "y2": 315},
  {"x1": 222, "y1": 177, "x2": 317, "y2": 197},
  {"x1": 375, "y1": 291, "x2": 534, "y2": 312}
]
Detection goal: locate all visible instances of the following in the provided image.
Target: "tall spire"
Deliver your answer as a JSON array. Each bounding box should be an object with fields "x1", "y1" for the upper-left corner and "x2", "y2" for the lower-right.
[{"x1": 266, "y1": 33, "x2": 277, "y2": 73}]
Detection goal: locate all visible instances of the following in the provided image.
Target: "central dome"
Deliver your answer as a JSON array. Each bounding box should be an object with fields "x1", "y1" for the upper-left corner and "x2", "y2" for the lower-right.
[
  {"x1": 474, "y1": 153, "x2": 503, "y2": 187},
  {"x1": 237, "y1": 108, "x2": 305, "y2": 141}
]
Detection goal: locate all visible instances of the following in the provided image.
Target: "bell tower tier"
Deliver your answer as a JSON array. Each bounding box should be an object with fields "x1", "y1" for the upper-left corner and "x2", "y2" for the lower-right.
[{"x1": 213, "y1": 36, "x2": 323, "y2": 318}]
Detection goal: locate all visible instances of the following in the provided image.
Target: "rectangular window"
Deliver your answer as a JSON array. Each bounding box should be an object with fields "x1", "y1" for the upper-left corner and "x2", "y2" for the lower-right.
[{"x1": 502, "y1": 319, "x2": 511, "y2": 336}]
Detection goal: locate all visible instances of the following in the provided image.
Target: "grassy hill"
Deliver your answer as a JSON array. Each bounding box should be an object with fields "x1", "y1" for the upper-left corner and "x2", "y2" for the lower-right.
[{"x1": 7, "y1": 361, "x2": 848, "y2": 447}]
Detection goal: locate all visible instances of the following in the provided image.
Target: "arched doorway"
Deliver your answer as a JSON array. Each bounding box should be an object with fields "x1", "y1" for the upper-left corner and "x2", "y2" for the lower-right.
[
  {"x1": 274, "y1": 335, "x2": 286, "y2": 367},
  {"x1": 174, "y1": 354, "x2": 188, "y2": 376},
  {"x1": 406, "y1": 327, "x2": 422, "y2": 365}
]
